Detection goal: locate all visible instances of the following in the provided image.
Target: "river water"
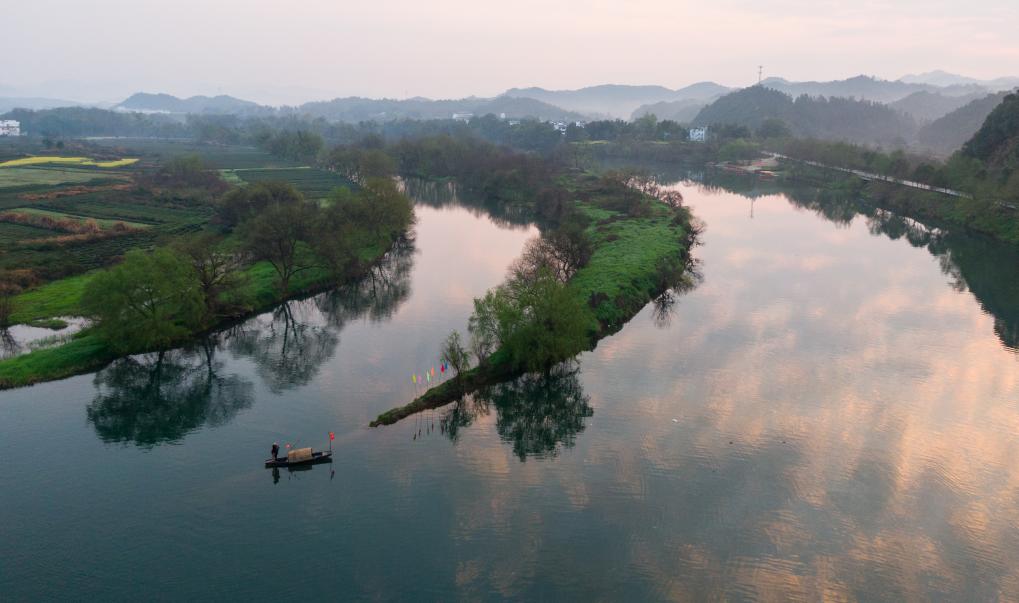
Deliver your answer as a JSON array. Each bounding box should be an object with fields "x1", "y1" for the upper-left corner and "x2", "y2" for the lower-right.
[{"x1": 3, "y1": 176, "x2": 1019, "y2": 600}]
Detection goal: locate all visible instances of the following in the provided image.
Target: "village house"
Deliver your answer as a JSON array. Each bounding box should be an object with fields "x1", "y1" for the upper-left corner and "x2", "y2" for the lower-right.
[{"x1": 0, "y1": 120, "x2": 20, "y2": 136}]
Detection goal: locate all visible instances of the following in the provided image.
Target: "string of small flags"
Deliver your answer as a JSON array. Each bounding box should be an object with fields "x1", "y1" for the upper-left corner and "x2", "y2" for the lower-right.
[{"x1": 411, "y1": 362, "x2": 450, "y2": 385}]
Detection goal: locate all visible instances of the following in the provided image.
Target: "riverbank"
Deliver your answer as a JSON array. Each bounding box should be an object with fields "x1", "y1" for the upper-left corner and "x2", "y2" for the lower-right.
[
  {"x1": 780, "y1": 161, "x2": 1019, "y2": 244},
  {"x1": 0, "y1": 232, "x2": 401, "y2": 389},
  {"x1": 371, "y1": 171, "x2": 696, "y2": 426}
]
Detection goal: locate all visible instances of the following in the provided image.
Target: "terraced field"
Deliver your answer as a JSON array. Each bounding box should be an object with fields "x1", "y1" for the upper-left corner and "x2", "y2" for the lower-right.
[
  {"x1": 0, "y1": 166, "x2": 121, "y2": 190},
  {"x1": 3, "y1": 207, "x2": 152, "y2": 230},
  {"x1": 88, "y1": 139, "x2": 301, "y2": 169},
  {"x1": 229, "y1": 166, "x2": 354, "y2": 199},
  {"x1": 0, "y1": 156, "x2": 138, "y2": 168}
]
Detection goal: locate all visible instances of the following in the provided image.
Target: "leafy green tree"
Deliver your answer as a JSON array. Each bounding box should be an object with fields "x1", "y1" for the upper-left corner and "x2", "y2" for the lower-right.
[
  {"x1": 172, "y1": 233, "x2": 248, "y2": 318},
  {"x1": 82, "y1": 249, "x2": 204, "y2": 352},
  {"x1": 357, "y1": 177, "x2": 414, "y2": 239},
  {"x1": 217, "y1": 181, "x2": 305, "y2": 229},
  {"x1": 470, "y1": 270, "x2": 591, "y2": 372},
  {"x1": 0, "y1": 279, "x2": 21, "y2": 329},
  {"x1": 441, "y1": 330, "x2": 470, "y2": 380},
  {"x1": 756, "y1": 118, "x2": 792, "y2": 139},
  {"x1": 239, "y1": 198, "x2": 320, "y2": 294}
]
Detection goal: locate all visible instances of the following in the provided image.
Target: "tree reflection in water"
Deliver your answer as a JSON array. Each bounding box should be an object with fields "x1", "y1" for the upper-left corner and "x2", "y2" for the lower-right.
[
  {"x1": 87, "y1": 233, "x2": 417, "y2": 446},
  {"x1": 315, "y1": 234, "x2": 414, "y2": 329},
  {"x1": 229, "y1": 235, "x2": 416, "y2": 392},
  {"x1": 655, "y1": 165, "x2": 1019, "y2": 354},
  {"x1": 87, "y1": 337, "x2": 254, "y2": 447},
  {"x1": 227, "y1": 301, "x2": 339, "y2": 394},
  {"x1": 442, "y1": 361, "x2": 593, "y2": 461}
]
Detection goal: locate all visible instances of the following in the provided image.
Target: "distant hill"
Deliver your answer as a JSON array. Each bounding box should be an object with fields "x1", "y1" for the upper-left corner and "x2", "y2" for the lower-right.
[
  {"x1": 694, "y1": 86, "x2": 917, "y2": 146},
  {"x1": 502, "y1": 83, "x2": 731, "y2": 119},
  {"x1": 962, "y1": 92, "x2": 1019, "y2": 169},
  {"x1": 116, "y1": 92, "x2": 267, "y2": 115},
  {"x1": 916, "y1": 91, "x2": 1012, "y2": 156},
  {"x1": 900, "y1": 70, "x2": 1019, "y2": 92},
  {"x1": 0, "y1": 97, "x2": 84, "y2": 112},
  {"x1": 890, "y1": 90, "x2": 986, "y2": 123},
  {"x1": 761, "y1": 75, "x2": 982, "y2": 103},
  {"x1": 295, "y1": 95, "x2": 586, "y2": 123},
  {"x1": 630, "y1": 98, "x2": 706, "y2": 123}
]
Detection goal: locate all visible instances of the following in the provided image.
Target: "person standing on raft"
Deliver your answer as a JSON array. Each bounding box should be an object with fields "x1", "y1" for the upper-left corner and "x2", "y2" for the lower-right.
[{"x1": 271, "y1": 442, "x2": 280, "y2": 461}]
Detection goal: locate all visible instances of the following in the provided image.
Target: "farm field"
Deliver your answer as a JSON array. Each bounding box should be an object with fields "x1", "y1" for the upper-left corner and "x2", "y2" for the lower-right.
[
  {"x1": 2, "y1": 207, "x2": 152, "y2": 230},
  {"x1": 0, "y1": 138, "x2": 356, "y2": 311},
  {"x1": 87, "y1": 138, "x2": 302, "y2": 169},
  {"x1": 0, "y1": 156, "x2": 138, "y2": 168},
  {"x1": 0, "y1": 166, "x2": 121, "y2": 190},
  {"x1": 228, "y1": 166, "x2": 354, "y2": 199}
]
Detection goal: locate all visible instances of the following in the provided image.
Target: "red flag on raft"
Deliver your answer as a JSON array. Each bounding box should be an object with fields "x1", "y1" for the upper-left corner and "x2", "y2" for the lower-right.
[{"x1": 329, "y1": 432, "x2": 335, "y2": 441}]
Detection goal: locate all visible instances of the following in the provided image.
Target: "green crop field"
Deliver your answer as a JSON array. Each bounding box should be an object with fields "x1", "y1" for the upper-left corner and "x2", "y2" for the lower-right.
[
  {"x1": 0, "y1": 222, "x2": 61, "y2": 245},
  {"x1": 0, "y1": 166, "x2": 118, "y2": 190},
  {"x1": 88, "y1": 139, "x2": 302, "y2": 170},
  {"x1": 5, "y1": 207, "x2": 152, "y2": 230},
  {"x1": 0, "y1": 156, "x2": 137, "y2": 168},
  {"x1": 230, "y1": 167, "x2": 354, "y2": 199}
]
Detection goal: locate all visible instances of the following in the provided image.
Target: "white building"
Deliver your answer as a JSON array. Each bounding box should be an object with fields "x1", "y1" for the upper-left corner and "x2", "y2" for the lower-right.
[
  {"x1": 688, "y1": 127, "x2": 708, "y2": 143},
  {"x1": 451, "y1": 112, "x2": 474, "y2": 122},
  {"x1": 0, "y1": 120, "x2": 20, "y2": 137}
]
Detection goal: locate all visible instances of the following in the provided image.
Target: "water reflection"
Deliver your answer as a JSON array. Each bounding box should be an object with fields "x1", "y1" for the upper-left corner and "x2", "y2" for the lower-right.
[
  {"x1": 402, "y1": 178, "x2": 535, "y2": 230},
  {"x1": 227, "y1": 301, "x2": 340, "y2": 393},
  {"x1": 776, "y1": 178, "x2": 1019, "y2": 352},
  {"x1": 228, "y1": 235, "x2": 417, "y2": 392},
  {"x1": 87, "y1": 339, "x2": 254, "y2": 447},
  {"x1": 633, "y1": 164, "x2": 1019, "y2": 354},
  {"x1": 314, "y1": 234, "x2": 414, "y2": 329},
  {"x1": 88, "y1": 235, "x2": 418, "y2": 444},
  {"x1": 442, "y1": 361, "x2": 593, "y2": 461}
]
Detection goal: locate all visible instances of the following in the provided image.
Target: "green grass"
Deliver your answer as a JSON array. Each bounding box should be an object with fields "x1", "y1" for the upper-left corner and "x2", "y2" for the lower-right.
[
  {"x1": 571, "y1": 206, "x2": 685, "y2": 327},
  {"x1": 10, "y1": 272, "x2": 95, "y2": 323},
  {"x1": 6, "y1": 207, "x2": 151, "y2": 230},
  {"x1": 0, "y1": 333, "x2": 116, "y2": 389},
  {"x1": 0, "y1": 222, "x2": 59, "y2": 244},
  {"x1": 232, "y1": 167, "x2": 354, "y2": 200},
  {"x1": 0, "y1": 166, "x2": 114, "y2": 189}
]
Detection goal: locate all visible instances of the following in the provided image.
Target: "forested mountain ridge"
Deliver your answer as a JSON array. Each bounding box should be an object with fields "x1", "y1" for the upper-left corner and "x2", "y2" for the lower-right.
[
  {"x1": 117, "y1": 93, "x2": 268, "y2": 115},
  {"x1": 917, "y1": 91, "x2": 1013, "y2": 156},
  {"x1": 502, "y1": 82, "x2": 732, "y2": 118},
  {"x1": 692, "y1": 86, "x2": 916, "y2": 146},
  {"x1": 963, "y1": 92, "x2": 1019, "y2": 170},
  {"x1": 890, "y1": 90, "x2": 986, "y2": 123}
]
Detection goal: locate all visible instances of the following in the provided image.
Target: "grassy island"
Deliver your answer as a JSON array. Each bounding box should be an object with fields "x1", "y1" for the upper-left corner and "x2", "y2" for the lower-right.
[{"x1": 371, "y1": 166, "x2": 697, "y2": 427}]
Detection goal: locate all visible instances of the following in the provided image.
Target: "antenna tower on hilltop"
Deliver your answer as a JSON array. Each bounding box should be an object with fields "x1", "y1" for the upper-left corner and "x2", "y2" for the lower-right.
[{"x1": 758, "y1": 65, "x2": 763, "y2": 85}]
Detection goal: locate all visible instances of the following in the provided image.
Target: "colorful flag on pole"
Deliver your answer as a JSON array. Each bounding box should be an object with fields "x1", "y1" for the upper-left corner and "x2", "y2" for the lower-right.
[{"x1": 329, "y1": 432, "x2": 335, "y2": 441}]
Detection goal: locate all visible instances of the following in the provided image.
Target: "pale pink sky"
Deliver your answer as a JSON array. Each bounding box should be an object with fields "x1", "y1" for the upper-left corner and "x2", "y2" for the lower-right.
[{"x1": 2, "y1": 0, "x2": 1017, "y2": 104}]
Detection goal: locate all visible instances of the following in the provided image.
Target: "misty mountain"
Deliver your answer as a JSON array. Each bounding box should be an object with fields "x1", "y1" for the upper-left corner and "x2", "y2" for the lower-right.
[
  {"x1": 694, "y1": 86, "x2": 917, "y2": 147},
  {"x1": 630, "y1": 98, "x2": 706, "y2": 123},
  {"x1": 917, "y1": 91, "x2": 1013, "y2": 156},
  {"x1": 502, "y1": 83, "x2": 731, "y2": 119},
  {"x1": 295, "y1": 95, "x2": 586, "y2": 122},
  {"x1": 0, "y1": 97, "x2": 86, "y2": 112},
  {"x1": 116, "y1": 93, "x2": 268, "y2": 115},
  {"x1": 900, "y1": 70, "x2": 1019, "y2": 92},
  {"x1": 761, "y1": 75, "x2": 983, "y2": 104},
  {"x1": 962, "y1": 92, "x2": 1019, "y2": 169},
  {"x1": 890, "y1": 91, "x2": 987, "y2": 123}
]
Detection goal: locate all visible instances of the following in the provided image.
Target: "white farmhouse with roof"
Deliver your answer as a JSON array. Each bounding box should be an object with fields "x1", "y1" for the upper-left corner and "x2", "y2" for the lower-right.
[
  {"x1": 0, "y1": 120, "x2": 20, "y2": 137},
  {"x1": 688, "y1": 126, "x2": 708, "y2": 142}
]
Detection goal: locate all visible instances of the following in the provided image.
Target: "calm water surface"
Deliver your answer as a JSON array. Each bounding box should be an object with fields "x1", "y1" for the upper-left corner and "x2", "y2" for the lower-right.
[{"x1": 3, "y1": 178, "x2": 1019, "y2": 601}]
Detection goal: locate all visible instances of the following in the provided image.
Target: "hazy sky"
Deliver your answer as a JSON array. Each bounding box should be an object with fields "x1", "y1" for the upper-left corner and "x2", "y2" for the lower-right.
[{"x1": 3, "y1": 0, "x2": 1018, "y2": 104}]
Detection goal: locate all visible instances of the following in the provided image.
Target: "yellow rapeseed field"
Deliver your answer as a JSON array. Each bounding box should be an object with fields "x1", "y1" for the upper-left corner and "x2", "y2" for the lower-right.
[{"x1": 0, "y1": 156, "x2": 139, "y2": 168}]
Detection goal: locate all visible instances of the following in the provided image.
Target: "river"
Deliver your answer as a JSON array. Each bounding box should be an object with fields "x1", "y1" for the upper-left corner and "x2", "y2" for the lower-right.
[{"x1": 3, "y1": 175, "x2": 1019, "y2": 600}]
